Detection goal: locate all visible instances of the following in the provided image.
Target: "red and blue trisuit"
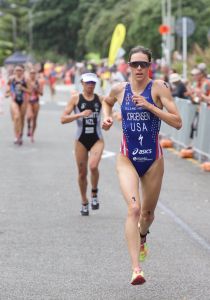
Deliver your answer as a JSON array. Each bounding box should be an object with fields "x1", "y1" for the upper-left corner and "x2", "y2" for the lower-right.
[{"x1": 120, "y1": 81, "x2": 163, "y2": 177}]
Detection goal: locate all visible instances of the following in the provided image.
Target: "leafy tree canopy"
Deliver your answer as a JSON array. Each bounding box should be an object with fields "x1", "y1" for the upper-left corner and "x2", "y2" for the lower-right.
[{"x1": 0, "y1": 0, "x2": 210, "y2": 63}]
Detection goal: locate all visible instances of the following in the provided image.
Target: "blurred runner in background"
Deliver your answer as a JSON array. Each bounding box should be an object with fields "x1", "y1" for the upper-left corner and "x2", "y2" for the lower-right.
[
  {"x1": 5, "y1": 65, "x2": 30, "y2": 145},
  {"x1": 27, "y1": 68, "x2": 43, "y2": 143}
]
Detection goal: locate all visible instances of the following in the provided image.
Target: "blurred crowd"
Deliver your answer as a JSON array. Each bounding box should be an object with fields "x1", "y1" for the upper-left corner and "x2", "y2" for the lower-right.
[
  {"x1": 1, "y1": 57, "x2": 210, "y2": 105},
  {"x1": 0, "y1": 55, "x2": 209, "y2": 147}
]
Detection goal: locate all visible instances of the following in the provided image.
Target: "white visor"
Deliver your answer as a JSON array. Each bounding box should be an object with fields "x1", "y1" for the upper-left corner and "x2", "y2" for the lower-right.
[{"x1": 81, "y1": 73, "x2": 98, "y2": 83}]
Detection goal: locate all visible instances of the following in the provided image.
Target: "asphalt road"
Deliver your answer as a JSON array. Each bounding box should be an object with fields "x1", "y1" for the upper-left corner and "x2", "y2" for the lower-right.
[{"x1": 0, "y1": 86, "x2": 210, "y2": 300}]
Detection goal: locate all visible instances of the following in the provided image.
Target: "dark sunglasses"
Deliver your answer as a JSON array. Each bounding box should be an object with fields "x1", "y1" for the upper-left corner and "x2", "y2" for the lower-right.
[
  {"x1": 128, "y1": 61, "x2": 151, "y2": 69},
  {"x1": 85, "y1": 81, "x2": 96, "y2": 85}
]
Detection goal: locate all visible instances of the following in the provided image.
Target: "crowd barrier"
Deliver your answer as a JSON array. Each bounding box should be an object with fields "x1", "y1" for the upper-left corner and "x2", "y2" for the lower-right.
[{"x1": 160, "y1": 98, "x2": 210, "y2": 161}]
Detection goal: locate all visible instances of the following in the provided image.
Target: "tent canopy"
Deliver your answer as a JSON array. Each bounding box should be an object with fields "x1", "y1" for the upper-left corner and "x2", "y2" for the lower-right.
[{"x1": 4, "y1": 51, "x2": 35, "y2": 65}]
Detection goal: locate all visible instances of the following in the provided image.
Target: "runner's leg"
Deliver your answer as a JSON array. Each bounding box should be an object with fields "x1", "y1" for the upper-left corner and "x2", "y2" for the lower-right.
[
  {"x1": 31, "y1": 102, "x2": 40, "y2": 142},
  {"x1": 89, "y1": 139, "x2": 104, "y2": 209},
  {"x1": 89, "y1": 139, "x2": 104, "y2": 192},
  {"x1": 19, "y1": 102, "x2": 26, "y2": 141},
  {"x1": 10, "y1": 102, "x2": 22, "y2": 141},
  {"x1": 75, "y1": 141, "x2": 89, "y2": 204},
  {"x1": 116, "y1": 153, "x2": 141, "y2": 270},
  {"x1": 139, "y1": 157, "x2": 164, "y2": 236},
  {"x1": 27, "y1": 103, "x2": 33, "y2": 136}
]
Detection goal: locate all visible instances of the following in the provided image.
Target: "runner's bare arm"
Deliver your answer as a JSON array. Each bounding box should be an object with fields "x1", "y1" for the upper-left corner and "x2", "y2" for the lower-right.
[
  {"x1": 99, "y1": 95, "x2": 105, "y2": 103},
  {"x1": 38, "y1": 80, "x2": 43, "y2": 96},
  {"x1": 154, "y1": 80, "x2": 182, "y2": 129},
  {"x1": 60, "y1": 94, "x2": 92, "y2": 124},
  {"x1": 134, "y1": 80, "x2": 182, "y2": 129},
  {"x1": 5, "y1": 83, "x2": 11, "y2": 97},
  {"x1": 102, "y1": 84, "x2": 122, "y2": 130},
  {"x1": 22, "y1": 80, "x2": 31, "y2": 94},
  {"x1": 103, "y1": 84, "x2": 121, "y2": 116}
]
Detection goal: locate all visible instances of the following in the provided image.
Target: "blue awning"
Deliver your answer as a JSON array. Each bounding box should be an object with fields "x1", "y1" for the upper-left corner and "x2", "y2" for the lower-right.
[{"x1": 4, "y1": 51, "x2": 35, "y2": 65}]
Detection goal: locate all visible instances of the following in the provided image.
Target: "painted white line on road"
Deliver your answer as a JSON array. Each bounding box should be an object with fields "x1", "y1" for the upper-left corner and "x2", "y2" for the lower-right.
[
  {"x1": 57, "y1": 101, "x2": 68, "y2": 106},
  {"x1": 102, "y1": 150, "x2": 116, "y2": 159},
  {"x1": 158, "y1": 201, "x2": 210, "y2": 252},
  {"x1": 72, "y1": 149, "x2": 116, "y2": 159},
  {"x1": 9, "y1": 146, "x2": 38, "y2": 153},
  {"x1": 40, "y1": 100, "x2": 67, "y2": 106},
  {"x1": 55, "y1": 85, "x2": 75, "y2": 92}
]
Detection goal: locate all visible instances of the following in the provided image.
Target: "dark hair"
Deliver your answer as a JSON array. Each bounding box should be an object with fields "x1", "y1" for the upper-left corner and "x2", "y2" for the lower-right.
[
  {"x1": 15, "y1": 64, "x2": 25, "y2": 70},
  {"x1": 128, "y1": 45, "x2": 152, "y2": 62}
]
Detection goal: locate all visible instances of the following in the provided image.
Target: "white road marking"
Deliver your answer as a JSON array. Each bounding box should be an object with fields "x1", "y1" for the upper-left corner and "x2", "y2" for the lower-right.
[
  {"x1": 9, "y1": 146, "x2": 38, "y2": 153},
  {"x1": 57, "y1": 101, "x2": 68, "y2": 106},
  {"x1": 102, "y1": 150, "x2": 116, "y2": 159},
  {"x1": 55, "y1": 85, "x2": 73, "y2": 92},
  {"x1": 72, "y1": 149, "x2": 116, "y2": 159},
  {"x1": 158, "y1": 201, "x2": 210, "y2": 252}
]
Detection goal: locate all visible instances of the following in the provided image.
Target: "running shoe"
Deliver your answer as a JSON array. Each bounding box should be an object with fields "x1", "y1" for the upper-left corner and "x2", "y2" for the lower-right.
[
  {"x1": 130, "y1": 268, "x2": 146, "y2": 285},
  {"x1": 14, "y1": 136, "x2": 23, "y2": 145},
  {"x1": 30, "y1": 135, "x2": 34, "y2": 143},
  {"x1": 139, "y1": 242, "x2": 148, "y2": 262},
  {"x1": 80, "y1": 203, "x2": 89, "y2": 216},
  {"x1": 91, "y1": 196, "x2": 99, "y2": 210},
  {"x1": 18, "y1": 136, "x2": 23, "y2": 145}
]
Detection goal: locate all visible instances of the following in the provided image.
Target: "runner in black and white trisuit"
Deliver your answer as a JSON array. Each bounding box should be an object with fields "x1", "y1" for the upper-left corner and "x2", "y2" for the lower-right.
[{"x1": 61, "y1": 73, "x2": 104, "y2": 216}]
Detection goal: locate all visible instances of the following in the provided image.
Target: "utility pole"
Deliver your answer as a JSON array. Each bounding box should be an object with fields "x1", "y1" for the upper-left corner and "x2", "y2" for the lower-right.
[
  {"x1": 12, "y1": 15, "x2": 17, "y2": 50},
  {"x1": 161, "y1": 0, "x2": 172, "y2": 67},
  {"x1": 182, "y1": 17, "x2": 187, "y2": 80},
  {"x1": 28, "y1": 10, "x2": 33, "y2": 51},
  {"x1": 177, "y1": 0, "x2": 182, "y2": 52},
  {"x1": 161, "y1": 0, "x2": 166, "y2": 64},
  {"x1": 166, "y1": 0, "x2": 171, "y2": 67}
]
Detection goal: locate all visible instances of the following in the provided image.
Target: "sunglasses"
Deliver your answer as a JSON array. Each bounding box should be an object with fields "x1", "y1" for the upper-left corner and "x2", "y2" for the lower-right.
[
  {"x1": 85, "y1": 81, "x2": 96, "y2": 85},
  {"x1": 128, "y1": 61, "x2": 151, "y2": 69}
]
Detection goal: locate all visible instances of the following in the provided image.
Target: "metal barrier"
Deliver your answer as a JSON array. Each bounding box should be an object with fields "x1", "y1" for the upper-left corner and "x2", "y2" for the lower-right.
[
  {"x1": 160, "y1": 98, "x2": 210, "y2": 160},
  {"x1": 193, "y1": 103, "x2": 210, "y2": 160}
]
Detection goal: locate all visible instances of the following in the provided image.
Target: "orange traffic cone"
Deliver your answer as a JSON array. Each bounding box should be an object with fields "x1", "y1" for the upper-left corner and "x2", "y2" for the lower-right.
[
  {"x1": 201, "y1": 162, "x2": 210, "y2": 172},
  {"x1": 179, "y1": 148, "x2": 194, "y2": 159},
  {"x1": 160, "y1": 139, "x2": 173, "y2": 148}
]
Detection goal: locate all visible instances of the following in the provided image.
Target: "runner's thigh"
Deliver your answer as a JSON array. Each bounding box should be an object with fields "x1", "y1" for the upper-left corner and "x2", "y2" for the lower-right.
[
  {"x1": 116, "y1": 153, "x2": 140, "y2": 207},
  {"x1": 20, "y1": 102, "x2": 26, "y2": 117},
  {"x1": 11, "y1": 102, "x2": 21, "y2": 118},
  {"x1": 140, "y1": 157, "x2": 164, "y2": 212},
  {"x1": 89, "y1": 139, "x2": 104, "y2": 168},
  {"x1": 75, "y1": 141, "x2": 88, "y2": 172}
]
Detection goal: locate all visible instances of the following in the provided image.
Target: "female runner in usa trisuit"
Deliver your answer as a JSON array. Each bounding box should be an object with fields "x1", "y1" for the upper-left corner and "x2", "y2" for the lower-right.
[{"x1": 102, "y1": 45, "x2": 182, "y2": 285}]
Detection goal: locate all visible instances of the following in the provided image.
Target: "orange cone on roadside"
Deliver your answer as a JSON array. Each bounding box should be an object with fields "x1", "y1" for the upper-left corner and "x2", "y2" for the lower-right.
[
  {"x1": 201, "y1": 162, "x2": 210, "y2": 172},
  {"x1": 179, "y1": 149, "x2": 194, "y2": 159},
  {"x1": 160, "y1": 139, "x2": 173, "y2": 148}
]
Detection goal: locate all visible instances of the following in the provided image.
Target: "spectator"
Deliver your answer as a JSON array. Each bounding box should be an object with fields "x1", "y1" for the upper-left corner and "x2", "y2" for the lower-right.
[
  {"x1": 187, "y1": 66, "x2": 210, "y2": 145},
  {"x1": 196, "y1": 63, "x2": 210, "y2": 106},
  {"x1": 169, "y1": 73, "x2": 188, "y2": 99}
]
